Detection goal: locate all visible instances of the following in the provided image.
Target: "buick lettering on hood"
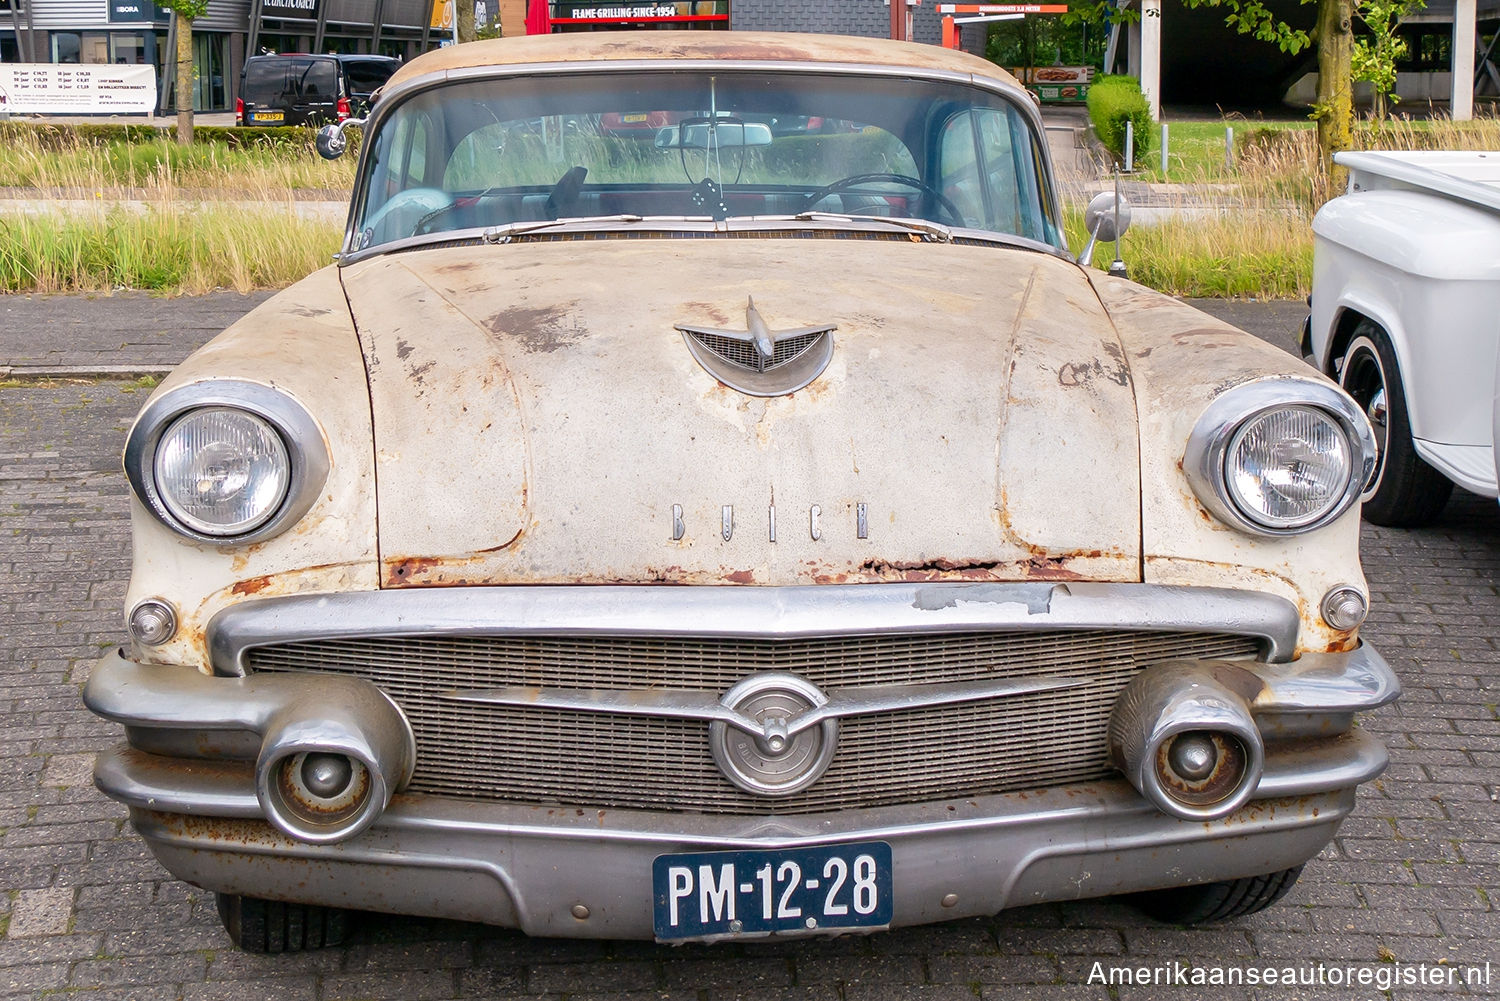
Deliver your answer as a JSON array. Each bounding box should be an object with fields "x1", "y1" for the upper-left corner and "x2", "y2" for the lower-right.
[{"x1": 85, "y1": 32, "x2": 1397, "y2": 951}]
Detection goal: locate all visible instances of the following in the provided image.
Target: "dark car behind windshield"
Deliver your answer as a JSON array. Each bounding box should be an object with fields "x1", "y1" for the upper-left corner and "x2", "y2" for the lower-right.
[{"x1": 237, "y1": 53, "x2": 398, "y2": 127}]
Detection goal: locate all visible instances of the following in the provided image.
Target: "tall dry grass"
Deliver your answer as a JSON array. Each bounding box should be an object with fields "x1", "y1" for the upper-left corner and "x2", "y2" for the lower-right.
[
  {"x1": 4, "y1": 114, "x2": 1500, "y2": 296},
  {"x1": 0, "y1": 128, "x2": 350, "y2": 293},
  {"x1": 0, "y1": 207, "x2": 342, "y2": 294},
  {"x1": 0, "y1": 127, "x2": 356, "y2": 195},
  {"x1": 1071, "y1": 114, "x2": 1500, "y2": 299}
]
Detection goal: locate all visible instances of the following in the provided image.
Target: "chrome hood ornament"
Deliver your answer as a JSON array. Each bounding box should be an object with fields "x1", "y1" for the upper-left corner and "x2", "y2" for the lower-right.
[{"x1": 677, "y1": 297, "x2": 835, "y2": 397}]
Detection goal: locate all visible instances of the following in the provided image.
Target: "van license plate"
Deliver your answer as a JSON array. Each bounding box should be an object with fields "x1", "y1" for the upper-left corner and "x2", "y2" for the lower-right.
[
  {"x1": 652, "y1": 841, "x2": 892, "y2": 940},
  {"x1": 253, "y1": 111, "x2": 284, "y2": 123}
]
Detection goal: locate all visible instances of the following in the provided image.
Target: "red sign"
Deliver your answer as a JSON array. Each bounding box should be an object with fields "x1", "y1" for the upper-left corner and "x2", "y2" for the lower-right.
[{"x1": 936, "y1": 4, "x2": 1068, "y2": 11}]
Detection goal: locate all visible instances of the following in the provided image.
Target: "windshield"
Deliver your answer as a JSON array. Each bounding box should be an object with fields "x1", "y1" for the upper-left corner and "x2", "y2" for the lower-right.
[
  {"x1": 351, "y1": 70, "x2": 1060, "y2": 253},
  {"x1": 243, "y1": 57, "x2": 337, "y2": 105}
]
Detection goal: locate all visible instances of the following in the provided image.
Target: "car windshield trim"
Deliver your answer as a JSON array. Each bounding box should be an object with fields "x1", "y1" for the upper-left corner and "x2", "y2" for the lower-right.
[{"x1": 338, "y1": 213, "x2": 1061, "y2": 266}]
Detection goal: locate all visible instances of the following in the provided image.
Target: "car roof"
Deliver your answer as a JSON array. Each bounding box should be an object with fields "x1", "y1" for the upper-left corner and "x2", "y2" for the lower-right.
[
  {"x1": 244, "y1": 53, "x2": 398, "y2": 63},
  {"x1": 384, "y1": 31, "x2": 1021, "y2": 93}
]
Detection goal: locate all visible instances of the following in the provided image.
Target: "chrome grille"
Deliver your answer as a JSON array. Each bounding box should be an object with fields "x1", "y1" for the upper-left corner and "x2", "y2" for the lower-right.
[
  {"x1": 247, "y1": 630, "x2": 1260, "y2": 814},
  {"x1": 687, "y1": 329, "x2": 824, "y2": 371}
]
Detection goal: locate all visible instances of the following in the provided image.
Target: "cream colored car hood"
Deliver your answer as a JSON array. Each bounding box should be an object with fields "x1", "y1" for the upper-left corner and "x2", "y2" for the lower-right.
[{"x1": 341, "y1": 238, "x2": 1141, "y2": 587}]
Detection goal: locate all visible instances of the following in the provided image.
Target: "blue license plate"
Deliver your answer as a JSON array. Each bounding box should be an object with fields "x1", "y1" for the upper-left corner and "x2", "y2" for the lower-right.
[{"x1": 652, "y1": 841, "x2": 893, "y2": 940}]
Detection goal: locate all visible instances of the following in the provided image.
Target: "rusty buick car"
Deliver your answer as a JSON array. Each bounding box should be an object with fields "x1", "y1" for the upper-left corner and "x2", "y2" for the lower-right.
[{"x1": 85, "y1": 32, "x2": 1397, "y2": 951}]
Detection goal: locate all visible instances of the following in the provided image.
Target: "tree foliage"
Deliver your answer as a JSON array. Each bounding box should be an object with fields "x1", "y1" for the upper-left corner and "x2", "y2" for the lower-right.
[
  {"x1": 155, "y1": 0, "x2": 208, "y2": 16},
  {"x1": 1353, "y1": 0, "x2": 1424, "y2": 120},
  {"x1": 1183, "y1": 0, "x2": 1354, "y2": 182}
]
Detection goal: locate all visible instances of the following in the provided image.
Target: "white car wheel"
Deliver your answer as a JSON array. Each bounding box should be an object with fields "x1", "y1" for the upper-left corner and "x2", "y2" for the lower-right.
[{"x1": 1337, "y1": 323, "x2": 1452, "y2": 526}]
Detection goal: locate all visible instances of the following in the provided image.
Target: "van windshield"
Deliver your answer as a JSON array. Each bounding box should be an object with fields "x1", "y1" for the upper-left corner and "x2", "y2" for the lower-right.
[{"x1": 243, "y1": 57, "x2": 338, "y2": 104}]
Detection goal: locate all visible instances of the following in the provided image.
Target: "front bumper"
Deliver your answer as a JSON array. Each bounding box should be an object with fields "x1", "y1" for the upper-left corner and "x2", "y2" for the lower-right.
[
  {"x1": 102, "y1": 734, "x2": 1384, "y2": 938},
  {"x1": 87, "y1": 589, "x2": 1398, "y2": 938}
]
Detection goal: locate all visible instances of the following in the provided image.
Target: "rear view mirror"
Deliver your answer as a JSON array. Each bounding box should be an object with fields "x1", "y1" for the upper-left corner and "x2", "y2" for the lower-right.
[
  {"x1": 1077, "y1": 188, "x2": 1133, "y2": 269},
  {"x1": 315, "y1": 118, "x2": 365, "y2": 161},
  {"x1": 655, "y1": 118, "x2": 773, "y2": 151},
  {"x1": 315, "y1": 124, "x2": 347, "y2": 160}
]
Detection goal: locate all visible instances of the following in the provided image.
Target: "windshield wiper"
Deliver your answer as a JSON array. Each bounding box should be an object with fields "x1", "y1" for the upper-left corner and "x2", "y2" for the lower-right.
[
  {"x1": 791, "y1": 210, "x2": 954, "y2": 243},
  {"x1": 481, "y1": 215, "x2": 646, "y2": 244}
]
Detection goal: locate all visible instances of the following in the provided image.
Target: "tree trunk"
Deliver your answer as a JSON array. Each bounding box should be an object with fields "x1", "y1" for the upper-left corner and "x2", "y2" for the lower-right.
[
  {"x1": 1314, "y1": 0, "x2": 1353, "y2": 188},
  {"x1": 457, "y1": 0, "x2": 475, "y2": 42},
  {"x1": 174, "y1": 10, "x2": 194, "y2": 146}
]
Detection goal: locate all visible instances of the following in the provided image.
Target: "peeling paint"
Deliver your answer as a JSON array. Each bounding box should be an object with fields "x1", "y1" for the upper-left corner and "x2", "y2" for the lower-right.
[{"x1": 485, "y1": 303, "x2": 585, "y2": 354}]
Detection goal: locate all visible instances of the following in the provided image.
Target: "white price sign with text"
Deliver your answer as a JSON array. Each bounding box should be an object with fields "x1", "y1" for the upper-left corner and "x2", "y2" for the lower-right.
[{"x1": 0, "y1": 63, "x2": 158, "y2": 114}]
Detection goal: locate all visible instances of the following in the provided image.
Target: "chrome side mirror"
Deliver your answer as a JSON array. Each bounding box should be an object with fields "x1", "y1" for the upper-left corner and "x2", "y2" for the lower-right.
[
  {"x1": 316, "y1": 118, "x2": 365, "y2": 161},
  {"x1": 1079, "y1": 188, "x2": 1133, "y2": 269}
]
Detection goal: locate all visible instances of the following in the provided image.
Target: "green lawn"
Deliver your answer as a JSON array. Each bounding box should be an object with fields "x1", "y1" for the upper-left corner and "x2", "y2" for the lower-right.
[{"x1": 1134, "y1": 120, "x2": 1314, "y2": 182}]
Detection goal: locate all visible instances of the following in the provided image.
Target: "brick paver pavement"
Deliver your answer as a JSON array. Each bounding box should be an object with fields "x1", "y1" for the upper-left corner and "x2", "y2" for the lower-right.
[{"x1": 0, "y1": 296, "x2": 1496, "y2": 1000}]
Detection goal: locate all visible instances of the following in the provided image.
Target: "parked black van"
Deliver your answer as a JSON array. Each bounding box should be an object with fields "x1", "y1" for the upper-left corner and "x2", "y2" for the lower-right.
[{"x1": 236, "y1": 53, "x2": 400, "y2": 127}]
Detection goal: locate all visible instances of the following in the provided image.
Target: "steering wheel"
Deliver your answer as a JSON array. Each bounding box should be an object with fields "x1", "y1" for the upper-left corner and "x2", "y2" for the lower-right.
[{"x1": 800, "y1": 172, "x2": 966, "y2": 228}]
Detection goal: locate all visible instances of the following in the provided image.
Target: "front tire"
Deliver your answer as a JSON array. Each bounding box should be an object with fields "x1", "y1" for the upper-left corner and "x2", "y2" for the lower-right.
[
  {"x1": 1129, "y1": 866, "x2": 1303, "y2": 924},
  {"x1": 1337, "y1": 322, "x2": 1452, "y2": 526},
  {"x1": 215, "y1": 893, "x2": 351, "y2": 953}
]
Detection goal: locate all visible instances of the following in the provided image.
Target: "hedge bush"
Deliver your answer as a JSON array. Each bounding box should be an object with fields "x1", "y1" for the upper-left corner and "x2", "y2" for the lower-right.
[
  {"x1": 1087, "y1": 75, "x2": 1152, "y2": 169},
  {"x1": 0, "y1": 120, "x2": 360, "y2": 153}
]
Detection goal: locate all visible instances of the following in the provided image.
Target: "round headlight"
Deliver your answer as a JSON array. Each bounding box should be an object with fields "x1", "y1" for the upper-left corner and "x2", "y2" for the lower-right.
[
  {"x1": 1183, "y1": 378, "x2": 1376, "y2": 537},
  {"x1": 153, "y1": 407, "x2": 290, "y2": 536},
  {"x1": 1224, "y1": 405, "x2": 1352, "y2": 529}
]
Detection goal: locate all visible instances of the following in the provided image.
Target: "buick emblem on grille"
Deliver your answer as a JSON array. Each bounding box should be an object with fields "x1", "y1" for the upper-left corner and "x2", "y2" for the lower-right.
[
  {"x1": 677, "y1": 297, "x2": 835, "y2": 397},
  {"x1": 709, "y1": 674, "x2": 838, "y2": 797}
]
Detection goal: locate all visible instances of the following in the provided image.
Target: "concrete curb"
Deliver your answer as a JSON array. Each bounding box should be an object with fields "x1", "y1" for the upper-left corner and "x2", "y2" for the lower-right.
[{"x1": 0, "y1": 365, "x2": 176, "y2": 380}]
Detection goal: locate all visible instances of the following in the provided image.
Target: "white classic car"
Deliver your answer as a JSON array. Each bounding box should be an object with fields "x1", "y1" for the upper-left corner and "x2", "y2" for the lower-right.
[
  {"x1": 86, "y1": 32, "x2": 1397, "y2": 952},
  {"x1": 1306, "y1": 150, "x2": 1500, "y2": 525}
]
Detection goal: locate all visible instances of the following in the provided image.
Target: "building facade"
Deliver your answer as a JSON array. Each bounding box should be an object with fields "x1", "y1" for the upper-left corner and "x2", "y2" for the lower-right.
[{"x1": 2, "y1": 0, "x2": 444, "y2": 110}]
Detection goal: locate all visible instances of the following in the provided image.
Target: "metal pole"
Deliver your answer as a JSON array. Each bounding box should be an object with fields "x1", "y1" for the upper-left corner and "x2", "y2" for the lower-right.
[
  {"x1": 314, "y1": 0, "x2": 329, "y2": 53},
  {"x1": 159, "y1": 14, "x2": 176, "y2": 116},
  {"x1": 1140, "y1": 0, "x2": 1161, "y2": 120},
  {"x1": 13, "y1": 0, "x2": 36, "y2": 63},
  {"x1": 1225, "y1": 126, "x2": 1234, "y2": 170},
  {"x1": 1160, "y1": 121, "x2": 1168, "y2": 176},
  {"x1": 6, "y1": 2, "x2": 21, "y2": 62},
  {"x1": 247, "y1": 0, "x2": 263, "y2": 55},
  {"x1": 370, "y1": 0, "x2": 386, "y2": 51},
  {"x1": 1123, "y1": 119, "x2": 1133, "y2": 172},
  {"x1": 1453, "y1": 0, "x2": 1476, "y2": 120}
]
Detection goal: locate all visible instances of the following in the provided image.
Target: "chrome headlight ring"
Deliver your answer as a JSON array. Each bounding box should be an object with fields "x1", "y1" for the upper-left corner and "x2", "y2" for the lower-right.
[
  {"x1": 124, "y1": 380, "x2": 330, "y2": 545},
  {"x1": 1185, "y1": 377, "x2": 1377, "y2": 537}
]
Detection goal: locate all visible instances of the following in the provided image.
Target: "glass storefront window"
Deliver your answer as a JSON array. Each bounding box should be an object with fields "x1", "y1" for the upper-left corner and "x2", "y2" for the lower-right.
[
  {"x1": 53, "y1": 32, "x2": 82, "y2": 63},
  {"x1": 110, "y1": 32, "x2": 149, "y2": 64},
  {"x1": 82, "y1": 32, "x2": 110, "y2": 63},
  {"x1": 194, "y1": 31, "x2": 226, "y2": 109}
]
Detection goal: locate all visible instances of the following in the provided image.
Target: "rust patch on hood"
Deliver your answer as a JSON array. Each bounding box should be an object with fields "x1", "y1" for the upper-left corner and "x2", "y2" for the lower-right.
[
  {"x1": 1058, "y1": 342, "x2": 1131, "y2": 389},
  {"x1": 230, "y1": 575, "x2": 274, "y2": 596},
  {"x1": 383, "y1": 529, "x2": 526, "y2": 586},
  {"x1": 856, "y1": 555, "x2": 1089, "y2": 582},
  {"x1": 1171, "y1": 327, "x2": 1242, "y2": 350},
  {"x1": 486, "y1": 303, "x2": 585, "y2": 353},
  {"x1": 681, "y1": 301, "x2": 731, "y2": 326}
]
